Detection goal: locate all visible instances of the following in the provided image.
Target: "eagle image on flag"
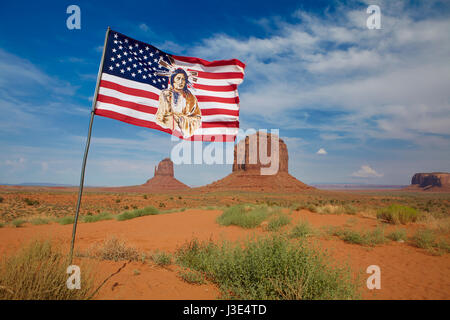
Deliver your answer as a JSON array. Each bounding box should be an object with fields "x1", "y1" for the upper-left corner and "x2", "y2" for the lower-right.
[{"x1": 94, "y1": 30, "x2": 245, "y2": 142}]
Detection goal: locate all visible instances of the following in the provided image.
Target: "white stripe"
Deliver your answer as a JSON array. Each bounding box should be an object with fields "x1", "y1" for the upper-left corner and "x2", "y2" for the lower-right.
[
  {"x1": 173, "y1": 58, "x2": 245, "y2": 73},
  {"x1": 198, "y1": 101, "x2": 239, "y2": 110},
  {"x1": 201, "y1": 114, "x2": 238, "y2": 122},
  {"x1": 96, "y1": 101, "x2": 237, "y2": 123},
  {"x1": 101, "y1": 73, "x2": 162, "y2": 95},
  {"x1": 98, "y1": 87, "x2": 158, "y2": 107},
  {"x1": 194, "y1": 76, "x2": 244, "y2": 86},
  {"x1": 96, "y1": 101, "x2": 156, "y2": 121},
  {"x1": 192, "y1": 88, "x2": 238, "y2": 99}
]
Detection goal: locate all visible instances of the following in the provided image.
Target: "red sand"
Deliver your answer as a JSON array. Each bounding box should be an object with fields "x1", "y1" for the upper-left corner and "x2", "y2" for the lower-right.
[{"x1": 0, "y1": 209, "x2": 449, "y2": 300}]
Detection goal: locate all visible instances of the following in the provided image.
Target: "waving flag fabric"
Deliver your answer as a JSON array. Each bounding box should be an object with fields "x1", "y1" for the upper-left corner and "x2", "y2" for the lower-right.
[{"x1": 94, "y1": 30, "x2": 245, "y2": 142}]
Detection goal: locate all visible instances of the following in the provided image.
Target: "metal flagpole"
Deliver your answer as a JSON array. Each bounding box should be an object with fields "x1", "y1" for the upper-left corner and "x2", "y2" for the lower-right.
[{"x1": 68, "y1": 27, "x2": 111, "y2": 265}]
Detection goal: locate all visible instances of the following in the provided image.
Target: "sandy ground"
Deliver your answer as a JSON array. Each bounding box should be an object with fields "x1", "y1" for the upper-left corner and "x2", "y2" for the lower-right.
[{"x1": 0, "y1": 208, "x2": 449, "y2": 300}]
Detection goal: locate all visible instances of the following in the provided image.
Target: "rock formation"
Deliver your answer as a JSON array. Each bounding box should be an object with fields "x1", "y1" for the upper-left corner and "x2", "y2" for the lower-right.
[
  {"x1": 142, "y1": 158, "x2": 189, "y2": 191},
  {"x1": 203, "y1": 131, "x2": 313, "y2": 192},
  {"x1": 407, "y1": 172, "x2": 450, "y2": 191}
]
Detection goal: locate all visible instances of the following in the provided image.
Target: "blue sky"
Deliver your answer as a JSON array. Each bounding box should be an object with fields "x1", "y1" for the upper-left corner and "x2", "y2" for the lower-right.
[{"x1": 1, "y1": 0, "x2": 449, "y2": 187}]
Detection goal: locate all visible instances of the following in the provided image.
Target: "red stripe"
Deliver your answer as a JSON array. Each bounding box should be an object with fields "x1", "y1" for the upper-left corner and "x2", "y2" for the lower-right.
[
  {"x1": 197, "y1": 95, "x2": 239, "y2": 104},
  {"x1": 95, "y1": 109, "x2": 236, "y2": 142},
  {"x1": 97, "y1": 94, "x2": 157, "y2": 114},
  {"x1": 201, "y1": 108, "x2": 239, "y2": 117},
  {"x1": 191, "y1": 70, "x2": 244, "y2": 80},
  {"x1": 201, "y1": 121, "x2": 239, "y2": 128},
  {"x1": 173, "y1": 55, "x2": 246, "y2": 70},
  {"x1": 193, "y1": 83, "x2": 237, "y2": 92},
  {"x1": 100, "y1": 80, "x2": 159, "y2": 100}
]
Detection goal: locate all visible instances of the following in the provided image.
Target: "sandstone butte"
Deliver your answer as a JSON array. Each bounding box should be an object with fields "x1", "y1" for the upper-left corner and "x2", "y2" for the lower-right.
[
  {"x1": 99, "y1": 158, "x2": 189, "y2": 192},
  {"x1": 200, "y1": 131, "x2": 314, "y2": 192},
  {"x1": 405, "y1": 172, "x2": 450, "y2": 192}
]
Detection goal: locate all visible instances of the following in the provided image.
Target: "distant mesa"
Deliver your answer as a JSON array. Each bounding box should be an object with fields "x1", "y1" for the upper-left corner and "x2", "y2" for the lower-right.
[
  {"x1": 202, "y1": 131, "x2": 313, "y2": 192},
  {"x1": 99, "y1": 158, "x2": 189, "y2": 192},
  {"x1": 406, "y1": 172, "x2": 450, "y2": 192},
  {"x1": 142, "y1": 158, "x2": 189, "y2": 191}
]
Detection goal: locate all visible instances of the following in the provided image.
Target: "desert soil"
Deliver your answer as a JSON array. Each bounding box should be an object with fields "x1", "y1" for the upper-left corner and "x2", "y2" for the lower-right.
[{"x1": 0, "y1": 207, "x2": 449, "y2": 300}]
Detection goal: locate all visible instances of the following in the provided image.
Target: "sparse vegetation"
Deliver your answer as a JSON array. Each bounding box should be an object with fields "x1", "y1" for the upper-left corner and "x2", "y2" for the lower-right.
[
  {"x1": 178, "y1": 268, "x2": 205, "y2": 284},
  {"x1": 0, "y1": 196, "x2": 3, "y2": 203},
  {"x1": 0, "y1": 240, "x2": 94, "y2": 299},
  {"x1": 23, "y1": 198, "x2": 39, "y2": 206},
  {"x1": 217, "y1": 204, "x2": 279, "y2": 229},
  {"x1": 290, "y1": 220, "x2": 314, "y2": 238},
  {"x1": 116, "y1": 206, "x2": 159, "y2": 221},
  {"x1": 377, "y1": 204, "x2": 420, "y2": 224},
  {"x1": 30, "y1": 217, "x2": 51, "y2": 225},
  {"x1": 89, "y1": 237, "x2": 140, "y2": 261},
  {"x1": 411, "y1": 229, "x2": 450, "y2": 255},
  {"x1": 267, "y1": 214, "x2": 292, "y2": 231},
  {"x1": 56, "y1": 216, "x2": 74, "y2": 225},
  {"x1": 82, "y1": 211, "x2": 113, "y2": 223},
  {"x1": 387, "y1": 229, "x2": 407, "y2": 242},
  {"x1": 11, "y1": 219, "x2": 26, "y2": 228},
  {"x1": 176, "y1": 235, "x2": 359, "y2": 299},
  {"x1": 327, "y1": 226, "x2": 387, "y2": 246},
  {"x1": 150, "y1": 251, "x2": 172, "y2": 267}
]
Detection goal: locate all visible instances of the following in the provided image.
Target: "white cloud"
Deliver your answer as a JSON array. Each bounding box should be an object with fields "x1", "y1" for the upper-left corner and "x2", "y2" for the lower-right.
[
  {"x1": 316, "y1": 148, "x2": 327, "y2": 155},
  {"x1": 351, "y1": 165, "x2": 384, "y2": 178},
  {"x1": 139, "y1": 23, "x2": 149, "y2": 32}
]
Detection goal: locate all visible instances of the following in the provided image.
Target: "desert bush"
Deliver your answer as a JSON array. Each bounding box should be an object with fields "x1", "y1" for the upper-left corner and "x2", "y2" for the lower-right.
[
  {"x1": 377, "y1": 204, "x2": 420, "y2": 224},
  {"x1": 150, "y1": 251, "x2": 172, "y2": 267},
  {"x1": 56, "y1": 216, "x2": 74, "y2": 225},
  {"x1": 116, "y1": 206, "x2": 159, "y2": 221},
  {"x1": 267, "y1": 214, "x2": 292, "y2": 232},
  {"x1": 175, "y1": 235, "x2": 359, "y2": 300},
  {"x1": 30, "y1": 217, "x2": 51, "y2": 225},
  {"x1": 178, "y1": 269, "x2": 205, "y2": 285},
  {"x1": 217, "y1": 204, "x2": 277, "y2": 229},
  {"x1": 90, "y1": 237, "x2": 139, "y2": 261},
  {"x1": 0, "y1": 196, "x2": 3, "y2": 203},
  {"x1": 411, "y1": 229, "x2": 450, "y2": 255},
  {"x1": 290, "y1": 220, "x2": 314, "y2": 238},
  {"x1": 11, "y1": 219, "x2": 26, "y2": 228},
  {"x1": 0, "y1": 240, "x2": 94, "y2": 299},
  {"x1": 82, "y1": 211, "x2": 113, "y2": 223},
  {"x1": 23, "y1": 198, "x2": 39, "y2": 206},
  {"x1": 328, "y1": 226, "x2": 387, "y2": 246},
  {"x1": 387, "y1": 229, "x2": 407, "y2": 242},
  {"x1": 0, "y1": 223, "x2": 4, "y2": 228}
]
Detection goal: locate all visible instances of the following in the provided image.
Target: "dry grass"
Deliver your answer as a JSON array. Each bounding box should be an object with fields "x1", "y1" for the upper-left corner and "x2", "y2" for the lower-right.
[
  {"x1": 84, "y1": 237, "x2": 140, "y2": 262},
  {"x1": 0, "y1": 240, "x2": 94, "y2": 300}
]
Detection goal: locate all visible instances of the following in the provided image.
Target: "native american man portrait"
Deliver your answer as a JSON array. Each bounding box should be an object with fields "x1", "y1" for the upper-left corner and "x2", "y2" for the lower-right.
[{"x1": 155, "y1": 67, "x2": 202, "y2": 138}]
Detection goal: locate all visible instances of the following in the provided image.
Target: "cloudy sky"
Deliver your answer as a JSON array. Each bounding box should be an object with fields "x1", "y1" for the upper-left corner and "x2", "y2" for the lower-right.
[{"x1": 0, "y1": 0, "x2": 449, "y2": 186}]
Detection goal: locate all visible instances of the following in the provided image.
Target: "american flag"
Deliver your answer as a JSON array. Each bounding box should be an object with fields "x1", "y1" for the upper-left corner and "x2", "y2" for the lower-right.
[{"x1": 94, "y1": 30, "x2": 245, "y2": 142}]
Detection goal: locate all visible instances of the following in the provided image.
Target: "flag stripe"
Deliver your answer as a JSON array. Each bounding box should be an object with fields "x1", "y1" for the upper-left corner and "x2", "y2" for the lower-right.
[
  {"x1": 191, "y1": 70, "x2": 244, "y2": 80},
  {"x1": 173, "y1": 55, "x2": 246, "y2": 70},
  {"x1": 193, "y1": 83, "x2": 237, "y2": 92},
  {"x1": 95, "y1": 100, "x2": 239, "y2": 127}
]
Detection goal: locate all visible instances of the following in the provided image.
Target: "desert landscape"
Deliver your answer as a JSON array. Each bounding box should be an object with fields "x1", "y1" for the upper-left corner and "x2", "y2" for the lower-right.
[{"x1": 0, "y1": 133, "x2": 449, "y2": 300}]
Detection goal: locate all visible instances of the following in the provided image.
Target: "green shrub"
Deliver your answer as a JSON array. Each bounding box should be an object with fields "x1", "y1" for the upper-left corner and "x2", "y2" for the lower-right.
[
  {"x1": 410, "y1": 229, "x2": 449, "y2": 255},
  {"x1": 23, "y1": 198, "x2": 39, "y2": 206},
  {"x1": 216, "y1": 204, "x2": 277, "y2": 229},
  {"x1": 267, "y1": 214, "x2": 292, "y2": 232},
  {"x1": 329, "y1": 227, "x2": 387, "y2": 246},
  {"x1": 387, "y1": 229, "x2": 407, "y2": 242},
  {"x1": 290, "y1": 220, "x2": 314, "y2": 238},
  {"x1": 30, "y1": 217, "x2": 51, "y2": 225},
  {"x1": 11, "y1": 219, "x2": 26, "y2": 228},
  {"x1": 57, "y1": 216, "x2": 74, "y2": 225},
  {"x1": 0, "y1": 240, "x2": 94, "y2": 299},
  {"x1": 175, "y1": 235, "x2": 359, "y2": 300},
  {"x1": 0, "y1": 196, "x2": 4, "y2": 203},
  {"x1": 82, "y1": 212, "x2": 113, "y2": 223},
  {"x1": 151, "y1": 251, "x2": 172, "y2": 267},
  {"x1": 178, "y1": 269, "x2": 205, "y2": 284},
  {"x1": 116, "y1": 206, "x2": 159, "y2": 221},
  {"x1": 377, "y1": 204, "x2": 419, "y2": 224}
]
